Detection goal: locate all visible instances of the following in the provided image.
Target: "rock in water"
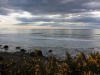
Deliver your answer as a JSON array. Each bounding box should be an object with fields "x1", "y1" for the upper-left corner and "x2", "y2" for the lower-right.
[
  {"x1": 48, "y1": 50, "x2": 52, "y2": 53},
  {"x1": 4, "y1": 45, "x2": 9, "y2": 50},
  {"x1": 16, "y1": 47, "x2": 21, "y2": 49},
  {"x1": 30, "y1": 52, "x2": 36, "y2": 57},
  {"x1": 30, "y1": 50, "x2": 43, "y2": 57},
  {"x1": 36, "y1": 50, "x2": 43, "y2": 56},
  {"x1": 20, "y1": 49, "x2": 26, "y2": 53}
]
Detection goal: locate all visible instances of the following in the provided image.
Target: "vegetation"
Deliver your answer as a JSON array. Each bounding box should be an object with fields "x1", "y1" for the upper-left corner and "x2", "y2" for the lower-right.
[{"x1": 0, "y1": 52, "x2": 100, "y2": 75}]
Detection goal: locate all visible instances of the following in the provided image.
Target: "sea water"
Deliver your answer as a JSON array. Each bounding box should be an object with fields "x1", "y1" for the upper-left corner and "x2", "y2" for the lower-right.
[{"x1": 0, "y1": 28, "x2": 100, "y2": 59}]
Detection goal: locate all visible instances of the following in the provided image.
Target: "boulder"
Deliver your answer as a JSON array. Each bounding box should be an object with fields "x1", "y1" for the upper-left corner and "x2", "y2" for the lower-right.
[
  {"x1": 30, "y1": 50, "x2": 43, "y2": 57},
  {"x1": 4, "y1": 45, "x2": 9, "y2": 49},
  {"x1": 36, "y1": 50, "x2": 43, "y2": 56},
  {"x1": 30, "y1": 52, "x2": 36, "y2": 57},
  {"x1": 48, "y1": 50, "x2": 52, "y2": 53},
  {"x1": 20, "y1": 49, "x2": 26, "y2": 53},
  {"x1": 16, "y1": 47, "x2": 21, "y2": 49},
  {"x1": 34, "y1": 48, "x2": 43, "y2": 56}
]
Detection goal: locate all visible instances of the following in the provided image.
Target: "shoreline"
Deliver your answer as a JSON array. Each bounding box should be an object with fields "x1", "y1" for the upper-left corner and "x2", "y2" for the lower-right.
[
  {"x1": 0, "y1": 46, "x2": 100, "y2": 75},
  {"x1": 0, "y1": 44, "x2": 100, "y2": 60}
]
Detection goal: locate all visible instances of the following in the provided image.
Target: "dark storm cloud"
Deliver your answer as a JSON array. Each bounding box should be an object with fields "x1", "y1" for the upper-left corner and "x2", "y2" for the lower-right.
[
  {"x1": 0, "y1": 0, "x2": 9, "y2": 15},
  {"x1": 0, "y1": 0, "x2": 100, "y2": 28},
  {"x1": 0, "y1": 0, "x2": 99, "y2": 15},
  {"x1": 0, "y1": 8, "x2": 10, "y2": 15}
]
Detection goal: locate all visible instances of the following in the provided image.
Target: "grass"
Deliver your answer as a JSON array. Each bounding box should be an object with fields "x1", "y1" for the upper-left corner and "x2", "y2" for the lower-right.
[{"x1": 0, "y1": 52, "x2": 100, "y2": 75}]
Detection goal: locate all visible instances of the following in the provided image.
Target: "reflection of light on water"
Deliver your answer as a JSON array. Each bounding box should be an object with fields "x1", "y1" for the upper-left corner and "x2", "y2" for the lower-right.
[
  {"x1": 0, "y1": 29, "x2": 100, "y2": 52},
  {"x1": 94, "y1": 47, "x2": 100, "y2": 52},
  {"x1": 92, "y1": 29, "x2": 100, "y2": 34}
]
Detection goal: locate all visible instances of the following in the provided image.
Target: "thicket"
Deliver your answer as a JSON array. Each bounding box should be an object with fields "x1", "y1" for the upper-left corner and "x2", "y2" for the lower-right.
[{"x1": 0, "y1": 52, "x2": 100, "y2": 75}]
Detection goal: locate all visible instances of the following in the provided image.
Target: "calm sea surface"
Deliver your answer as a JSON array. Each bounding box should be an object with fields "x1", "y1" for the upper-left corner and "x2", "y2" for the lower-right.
[
  {"x1": 0, "y1": 29, "x2": 100, "y2": 49},
  {"x1": 1, "y1": 28, "x2": 100, "y2": 59}
]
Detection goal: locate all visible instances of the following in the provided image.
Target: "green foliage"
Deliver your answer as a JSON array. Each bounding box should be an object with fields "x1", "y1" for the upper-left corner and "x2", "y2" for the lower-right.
[{"x1": 0, "y1": 52, "x2": 100, "y2": 75}]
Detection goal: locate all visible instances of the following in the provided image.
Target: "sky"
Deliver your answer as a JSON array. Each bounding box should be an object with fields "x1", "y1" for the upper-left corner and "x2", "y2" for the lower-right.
[{"x1": 0, "y1": 0, "x2": 100, "y2": 29}]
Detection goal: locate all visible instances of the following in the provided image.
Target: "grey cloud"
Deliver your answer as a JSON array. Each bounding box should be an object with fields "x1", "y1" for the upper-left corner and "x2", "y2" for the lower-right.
[
  {"x1": 39, "y1": 22, "x2": 66, "y2": 27},
  {"x1": 0, "y1": 0, "x2": 98, "y2": 15},
  {"x1": 71, "y1": 16, "x2": 100, "y2": 23},
  {"x1": 39, "y1": 22, "x2": 100, "y2": 29},
  {"x1": 15, "y1": 22, "x2": 31, "y2": 25},
  {"x1": 83, "y1": 1, "x2": 100, "y2": 9},
  {"x1": 14, "y1": 16, "x2": 100, "y2": 28},
  {"x1": 1, "y1": 0, "x2": 100, "y2": 28},
  {"x1": 16, "y1": 17, "x2": 68, "y2": 26},
  {"x1": 16, "y1": 14, "x2": 100, "y2": 25},
  {"x1": 0, "y1": 8, "x2": 10, "y2": 15},
  {"x1": 0, "y1": 0, "x2": 100, "y2": 15},
  {"x1": 16, "y1": 17, "x2": 53, "y2": 22}
]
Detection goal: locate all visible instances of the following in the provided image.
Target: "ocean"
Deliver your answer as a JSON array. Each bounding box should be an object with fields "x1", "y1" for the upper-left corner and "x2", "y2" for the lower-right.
[{"x1": 0, "y1": 28, "x2": 100, "y2": 59}]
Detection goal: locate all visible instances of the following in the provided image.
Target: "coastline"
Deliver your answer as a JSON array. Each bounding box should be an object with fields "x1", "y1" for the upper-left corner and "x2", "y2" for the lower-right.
[
  {"x1": 0, "y1": 44, "x2": 100, "y2": 60},
  {"x1": 0, "y1": 45, "x2": 100, "y2": 75}
]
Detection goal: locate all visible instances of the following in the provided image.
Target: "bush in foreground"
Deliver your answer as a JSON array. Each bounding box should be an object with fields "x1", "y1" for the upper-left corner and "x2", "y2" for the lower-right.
[{"x1": 0, "y1": 52, "x2": 100, "y2": 75}]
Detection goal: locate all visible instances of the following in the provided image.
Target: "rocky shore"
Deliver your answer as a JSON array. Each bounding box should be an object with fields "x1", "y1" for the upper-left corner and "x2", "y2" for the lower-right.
[
  {"x1": 0, "y1": 45, "x2": 100, "y2": 75},
  {"x1": 0, "y1": 44, "x2": 100, "y2": 60}
]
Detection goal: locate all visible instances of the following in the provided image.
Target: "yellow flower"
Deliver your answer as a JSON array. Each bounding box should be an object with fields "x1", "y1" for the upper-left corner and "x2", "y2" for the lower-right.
[
  {"x1": 97, "y1": 65, "x2": 99, "y2": 67},
  {"x1": 17, "y1": 71, "x2": 20, "y2": 73},
  {"x1": 38, "y1": 59, "x2": 40, "y2": 61},
  {"x1": 10, "y1": 70, "x2": 12, "y2": 72}
]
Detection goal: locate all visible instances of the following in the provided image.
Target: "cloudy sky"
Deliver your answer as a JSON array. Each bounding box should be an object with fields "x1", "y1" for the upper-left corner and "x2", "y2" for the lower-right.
[{"x1": 0, "y1": 0, "x2": 100, "y2": 29}]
